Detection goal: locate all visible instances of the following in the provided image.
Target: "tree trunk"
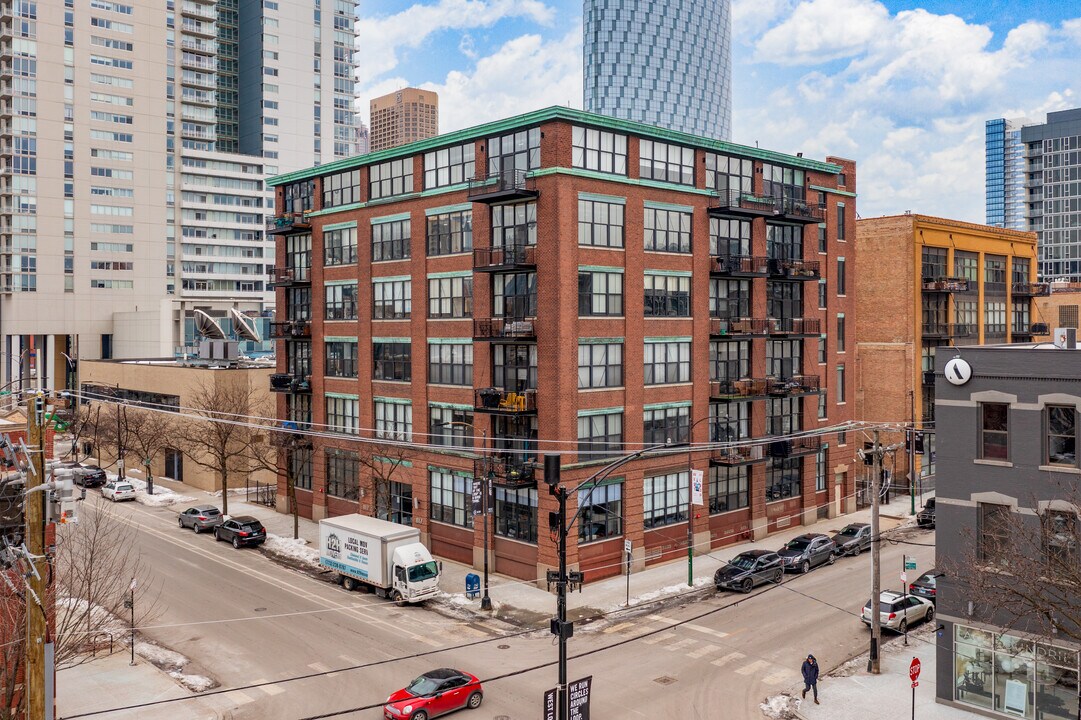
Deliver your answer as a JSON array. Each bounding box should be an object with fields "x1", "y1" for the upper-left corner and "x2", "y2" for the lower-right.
[
  {"x1": 221, "y1": 466, "x2": 229, "y2": 515},
  {"x1": 289, "y1": 467, "x2": 298, "y2": 540}
]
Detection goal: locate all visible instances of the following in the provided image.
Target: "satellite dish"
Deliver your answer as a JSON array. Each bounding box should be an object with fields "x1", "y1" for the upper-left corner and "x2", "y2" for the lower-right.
[
  {"x1": 229, "y1": 308, "x2": 262, "y2": 343},
  {"x1": 193, "y1": 310, "x2": 226, "y2": 340}
]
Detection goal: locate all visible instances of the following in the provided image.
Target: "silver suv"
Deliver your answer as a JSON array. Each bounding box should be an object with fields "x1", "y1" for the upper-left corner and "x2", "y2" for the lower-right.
[{"x1": 861, "y1": 590, "x2": 934, "y2": 632}]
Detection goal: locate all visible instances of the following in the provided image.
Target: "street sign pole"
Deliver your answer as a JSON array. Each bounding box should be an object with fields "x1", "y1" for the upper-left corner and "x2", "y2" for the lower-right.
[
  {"x1": 909, "y1": 657, "x2": 921, "y2": 720},
  {"x1": 624, "y1": 539, "x2": 632, "y2": 607}
]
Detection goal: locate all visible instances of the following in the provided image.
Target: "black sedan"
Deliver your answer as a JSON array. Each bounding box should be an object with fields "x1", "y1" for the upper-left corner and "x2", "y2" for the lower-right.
[
  {"x1": 777, "y1": 533, "x2": 837, "y2": 573},
  {"x1": 917, "y1": 498, "x2": 935, "y2": 528},
  {"x1": 909, "y1": 570, "x2": 939, "y2": 604},
  {"x1": 831, "y1": 522, "x2": 872, "y2": 556},
  {"x1": 72, "y1": 465, "x2": 108, "y2": 488},
  {"x1": 714, "y1": 550, "x2": 783, "y2": 593},
  {"x1": 214, "y1": 516, "x2": 267, "y2": 548}
]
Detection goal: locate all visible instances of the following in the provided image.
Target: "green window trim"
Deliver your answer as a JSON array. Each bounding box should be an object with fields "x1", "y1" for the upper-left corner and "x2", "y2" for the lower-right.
[
  {"x1": 578, "y1": 192, "x2": 626, "y2": 205},
  {"x1": 577, "y1": 406, "x2": 624, "y2": 417},
  {"x1": 429, "y1": 401, "x2": 474, "y2": 411},
  {"x1": 644, "y1": 200, "x2": 695, "y2": 214},
  {"x1": 643, "y1": 400, "x2": 692, "y2": 411},
  {"x1": 427, "y1": 464, "x2": 473, "y2": 479},
  {"x1": 373, "y1": 336, "x2": 410, "y2": 343},
  {"x1": 644, "y1": 269, "x2": 692, "y2": 278},
  {"x1": 645, "y1": 336, "x2": 692, "y2": 343},
  {"x1": 810, "y1": 184, "x2": 857, "y2": 198},
  {"x1": 425, "y1": 202, "x2": 473, "y2": 216},
  {"x1": 579, "y1": 337, "x2": 624, "y2": 345},
  {"x1": 427, "y1": 270, "x2": 473, "y2": 279},
  {"x1": 307, "y1": 202, "x2": 363, "y2": 217},
  {"x1": 579, "y1": 475, "x2": 624, "y2": 489},
  {"x1": 370, "y1": 211, "x2": 411, "y2": 225},
  {"x1": 324, "y1": 336, "x2": 358, "y2": 342},
  {"x1": 428, "y1": 337, "x2": 472, "y2": 345},
  {"x1": 325, "y1": 392, "x2": 359, "y2": 400},
  {"x1": 374, "y1": 396, "x2": 412, "y2": 405},
  {"x1": 325, "y1": 279, "x2": 357, "y2": 287},
  {"x1": 578, "y1": 265, "x2": 625, "y2": 274},
  {"x1": 372, "y1": 275, "x2": 411, "y2": 283},
  {"x1": 374, "y1": 456, "x2": 413, "y2": 467},
  {"x1": 322, "y1": 220, "x2": 358, "y2": 232}
]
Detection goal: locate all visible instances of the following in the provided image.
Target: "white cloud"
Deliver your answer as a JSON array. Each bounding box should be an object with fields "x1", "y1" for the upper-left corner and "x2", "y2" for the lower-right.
[
  {"x1": 356, "y1": 0, "x2": 555, "y2": 77},
  {"x1": 732, "y1": 0, "x2": 794, "y2": 40},
  {"x1": 754, "y1": 0, "x2": 890, "y2": 65},
  {"x1": 458, "y1": 33, "x2": 478, "y2": 59}
]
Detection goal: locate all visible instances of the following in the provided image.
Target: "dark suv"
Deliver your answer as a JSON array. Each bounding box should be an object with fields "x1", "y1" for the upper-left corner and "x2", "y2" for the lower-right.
[
  {"x1": 917, "y1": 498, "x2": 936, "y2": 528},
  {"x1": 72, "y1": 465, "x2": 108, "y2": 488},
  {"x1": 714, "y1": 550, "x2": 783, "y2": 593},
  {"x1": 214, "y1": 516, "x2": 267, "y2": 548},
  {"x1": 777, "y1": 533, "x2": 837, "y2": 574}
]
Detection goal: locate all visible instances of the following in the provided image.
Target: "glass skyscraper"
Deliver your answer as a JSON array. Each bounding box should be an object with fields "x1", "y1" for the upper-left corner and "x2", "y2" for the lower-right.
[
  {"x1": 583, "y1": 0, "x2": 732, "y2": 140},
  {"x1": 985, "y1": 118, "x2": 1027, "y2": 231},
  {"x1": 1021, "y1": 108, "x2": 1081, "y2": 280}
]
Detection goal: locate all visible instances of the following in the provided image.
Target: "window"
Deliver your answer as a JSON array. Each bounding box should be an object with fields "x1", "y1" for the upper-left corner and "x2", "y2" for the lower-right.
[
  {"x1": 377, "y1": 481, "x2": 413, "y2": 526},
  {"x1": 766, "y1": 457, "x2": 800, "y2": 501},
  {"x1": 578, "y1": 198, "x2": 624, "y2": 247},
  {"x1": 288, "y1": 342, "x2": 312, "y2": 378},
  {"x1": 429, "y1": 406, "x2": 473, "y2": 448},
  {"x1": 486, "y1": 128, "x2": 540, "y2": 175},
  {"x1": 922, "y1": 247, "x2": 947, "y2": 281},
  {"x1": 767, "y1": 223, "x2": 802, "y2": 260},
  {"x1": 374, "y1": 399, "x2": 412, "y2": 440},
  {"x1": 325, "y1": 395, "x2": 359, "y2": 434},
  {"x1": 1058, "y1": 305, "x2": 1078, "y2": 329},
  {"x1": 818, "y1": 335, "x2": 827, "y2": 364},
  {"x1": 578, "y1": 411, "x2": 623, "y2": 460},
  {"x1": 984, "y1": 255, "x2": 1007, "y2": 291},
  {"x1": 955, "y1": 250, "x2": 978, "y2": 283},
  {"x1": 977, "y1": 502, "x2": 1011, "y2": 565},
  {"x1": 818, "y1": 280, "x2": 827, "y2": 310},
  {"x1": 980, "y1": 402, "x2": 1008, "y2": 460},
  {"x1": 321, "y1": 169, "x2": 360, "y2": 208},
  {"x1": 644, "y1": 207, "x2": 691, "y2": 253},
  {"x1": 837, "y1": 314, "x2": 846, "y2": 352},
  {"x1": 985, "y1": 301, "x2": 1007, "y2": 337},
  {"x1": 324, "y1": 283, "x2": 357, "y2": 321},
  {"x1": 578, "y1": 342, "x2": 623, "y2": 389},
  {"x1": 709, "y1": 466, "x2": 748, "y2": 514},
  {"x1": 644, "y1": 273, "x2": 690, "y2": 317},
  {"x1": 286, "y1": 233, "x2": 312, "y2": 278},
  {"x1": 578, "y1": 270, "x2": 623, "y2": 316},
  {"x1": 709, "y1": 279, "x2": 750, "y2": 318},
  {"x1": 491, "y1": 202, "x2": 536, "y2": 248},
  {"x1": 762, "y1": 164, "x2": 805, "y2": 205},
  {"x1": 372, "y1": 219, "x2": 410, "y2": 262},
  {"x1": 324, "y1": 340, "x2": 357, "y2": 377},
  {"x1": 644, "y1": 340, "x2": 691, "y2": 385},
  {"x1": 579, "y1": 482, "x2": 623, "y2": 542},
  {"x1": 767, "y1": 281, "x2": 803, "y2": 323},
  {"x1": 1042, "y1": 510, "x2": 1078, "y2": 572},
  {"x1": 836, "y1": 203, "x2": 846, "y2": 240},
  {"x1": 283, "y1": 180, "x2": 314, "y2": 214},
  {"x1": 493, "y1": 272, "x2": 536, "y2": 318},
  {"x1": 705, "y1": 153, "x2": 752, "y2": 194},
  {"x1": 639, "y1": 140, "x2": 694, "y2": 185},
  {"x1": 815, "y1": 449, "x2": 828, "y2": 491},
  {"x1": 836, "y1": 364, "x2": 845, "y2": 403},
  {"x1": 493, "y1": 344, "x2": 537, "y2": 391},
  {"x1": 426, "y1": 210, "x2": 472, "y2": 256},
  {"x1": 291, "y1": 447, "x2": 313, "y2": 490},
  {"x1": 373, "y1": 341, "x2": 411, "y2": 382},
  {"x1": 428, "y1": 343, "x2": 473, "y2": 386},
  {"x1": 325, "y1": 449, "x2": 360, "y2": 500},
  {"x1": 572, "y1": 126, "x2": 627, "y2": 174},
  {"x1": 710, "y1": 217, "x2": 751, "y2": 257},
  {"x1": 428, "y1": 275, "x2": 473, "y2": 318},
  {"x1": 1046, "y1": 405, "x2": 1077, "y2": 466},
  {"x1": 430, "y1": 469, "x2": 473, "y2": 528},
  {"x1": 372, "y1": 277, "x2": 411, "y2": 319},
  {"x1": 369, "y1": 158, "x2": 413, "y2": 200},
  {"x1": 709, "y1": 340, "x2": 750, "y2": 382},
  {"x1": 643, "y1": 472, "x2": 689, "y2": 528},
  {"x1": 423, "y1": 142, "x2": 475, "y2": 189},
  {"x1": 643, "y1": 405, "x2": 690, "y2": 445},
  {"x1": 818, "y1": 224, "x2": 827, "y2": 253},
  {"x1": 836, "y1": 258, "x2": 846, "y2": 295},
  {"x1": 494, "y1": 487, "x2": 537, "y2": 542},
  {"x1": 323, "y1": 226, "x2": 356, "y2": 266}
]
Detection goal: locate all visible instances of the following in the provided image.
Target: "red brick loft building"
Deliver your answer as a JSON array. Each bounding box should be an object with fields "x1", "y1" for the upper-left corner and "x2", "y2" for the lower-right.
[{"x1": 267, "y1": 107, "x2": 858, "y2": 584}]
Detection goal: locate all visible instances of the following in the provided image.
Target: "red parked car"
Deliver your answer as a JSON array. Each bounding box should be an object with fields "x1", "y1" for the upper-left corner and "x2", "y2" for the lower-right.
[{"x1": 384, "y1": 668, "x2": 483, "y2": 720}]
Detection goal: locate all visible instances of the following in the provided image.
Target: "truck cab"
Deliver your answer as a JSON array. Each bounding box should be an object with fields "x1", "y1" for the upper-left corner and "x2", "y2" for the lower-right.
[{"x1": 392, "y1": 544, "x2": 441, "y2": 603}]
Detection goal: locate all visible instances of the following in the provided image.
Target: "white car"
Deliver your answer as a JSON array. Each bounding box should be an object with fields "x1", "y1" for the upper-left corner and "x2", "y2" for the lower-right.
[
  {"x1": 101, "y1": 481, "x2": 136, "y2": 502},
  {"x1": 861, "y1": 590, "x2": 934, "y2": 633}
]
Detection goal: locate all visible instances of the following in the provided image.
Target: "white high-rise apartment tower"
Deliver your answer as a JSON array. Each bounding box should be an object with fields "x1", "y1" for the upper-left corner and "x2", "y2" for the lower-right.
[{"x1": 0, "y1": 0, "x2": 357, "y2": 390}]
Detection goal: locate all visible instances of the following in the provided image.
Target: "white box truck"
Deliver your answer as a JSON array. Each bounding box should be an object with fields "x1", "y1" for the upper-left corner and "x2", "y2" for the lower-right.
[{"x1": 318, "y1": 514, "x2": 440, "y2": 604}]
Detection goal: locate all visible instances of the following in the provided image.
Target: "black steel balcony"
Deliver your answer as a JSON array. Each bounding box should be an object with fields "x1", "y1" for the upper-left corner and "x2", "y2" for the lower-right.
[
  {"x1": 473, "y1": 317, "x2": 536, "y2": 341},
  {"x1": 269, "y1": 429, "x2": 313, "y2": 450},
  {"x1": 467, "y1": 169, "x2": 538, "y2": 203},
  {"x1": 709, "y1": 378, "x2": 769, "y2": 400},
  {"x1": 269, "y1": 373, "x2": 312, "y2": 393},
  {"x1": 775, "y1": 198, "x2": 826, "y2": 224},
  {"x1": 474, "y1": 388, "x2": 537, "y2": 415},
  {"x1": 710, "y1": 444, "x2": 765, "y2": 466},
  {"x1": 266, "y1": 212, "x2": 311, "y2": 235},
  {"x1": 767, "y1": 375, "x2": 821, "y2": 397},
  {"x1": 473, "y1": 245, "x2": 536, "y2": 272},
  {"x1": 1031, "y1": 322, "x2": 1050, "y2": 334},
  {"x1": 768, "y1": 317, "x2": 821, "y2": 337},
  {"x1": 923, "y1": 370, "x2": 935, "y2": 387},
  {"x1": 268, "y1": 266, "x2": 310, "y2": 288},
  {"x1": 921, "y1": 277, "x2": 971, "y2": 293},
  {"x1": 922, "y1": 322, "x2": 974, "y2": 339},
  {"x1": 488, "y1": 454, "x2": 536, "y2": 488},
  {"x1": 1011, "y1": 282, "x2": 1050, "y2": 297},
  {"x1": 707, "y1": 190, "x2": 776, "y2": 218},
  {"x1": 710, "y1": 317, "x2": 769, "y2": 337},
  {"x1": 269, "y1": 320, "x2": 311, "y2": 339},
  {"x1": 710, "y1": 255, "x2": 769, "y2": 277},
  {"x1": 767, "y1": 257, "x2": 821, "y2": 280},
  {"x1": 766, "y1": 435, "x2": 822, "y2": 458}
]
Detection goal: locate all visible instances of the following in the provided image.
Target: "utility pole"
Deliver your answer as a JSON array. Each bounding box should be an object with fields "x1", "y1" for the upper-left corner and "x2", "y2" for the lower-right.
[
  {"x1": 868, "y1": 428, "x2": 882, "y2": 674},
  {"x1": 480, "y1": 428, "x2": 492, "y2": 612},
  {"x1": 908, "y1": 390, "x2": 916, "y2": 516},
  {"x1": 25, "y1": 392, "x2": 48, "y2": 720},
  {"x1": 546, "y1": 454, "x2": 570, "y2": 720}
]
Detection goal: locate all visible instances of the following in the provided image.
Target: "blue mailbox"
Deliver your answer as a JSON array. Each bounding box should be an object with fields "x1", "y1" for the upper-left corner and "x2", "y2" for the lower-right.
[{"x1": 465, "y1": 573, "x2": 480, "y2": 599}]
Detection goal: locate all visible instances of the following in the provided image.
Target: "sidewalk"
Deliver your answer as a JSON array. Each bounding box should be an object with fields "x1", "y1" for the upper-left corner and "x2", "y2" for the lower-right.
[{"x1": 140, "y1": 472, "x2": 930, "y2": 621}]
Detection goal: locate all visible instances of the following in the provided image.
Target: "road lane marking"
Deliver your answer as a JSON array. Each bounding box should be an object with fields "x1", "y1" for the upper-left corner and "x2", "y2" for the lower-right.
[
  {"x1": 339, "y1": 655, "x2": 361, "y2": 665},
  {"x1": 687, "y1": 643, "x2": 720, "y2": 659},
  {"x1": 647, "y1": 614, "x2": 679, "y2": 625},
  {"x1": 735, "y1": 659, "x2": 771, "y2": 676},
  {"x1": 711, "y1": 652, "x2": 745, "y2": 667},
  {"x1": 603, "y1": 622, "x2": 635, "y2": 634},
  {"x1": 223, "y1": 690, "x2": 255, "y2": 705},
  {"x1": 664, "y1": 638, "x2": 697, "y2": 652},
  {"x1": 643, "y1": 631, "x2": 677, "y2": 645},
  {"x1": 763, "y1": 670, "x2": 791, "y2": 685},
  {"x1": 686, "y1": 624, "x2": 729, "y2": 639},
  {"x1": 252, "y1": 679, "x2": 285, "y2": 696}
]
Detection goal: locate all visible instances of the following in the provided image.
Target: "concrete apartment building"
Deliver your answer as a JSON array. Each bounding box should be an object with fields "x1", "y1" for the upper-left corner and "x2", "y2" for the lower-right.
[
  {"x1": 0, "y1": 0, "x2": 358, "y2": 392},
  {"x1": 369, "y1": 88, "x2": 439, "y2": 152},
  {"x1": 583, "y1": 0, "x2": 732, "y2": 140},
  {"x1": 267, "y1": 106, "x2": 857, "y2": 583},
  {"x1": 854, "y1": 215, "x2": 1040, "y2": 481},
  {"x1": 933, "y1": 344, "x2": 1080, "y2": 720}
]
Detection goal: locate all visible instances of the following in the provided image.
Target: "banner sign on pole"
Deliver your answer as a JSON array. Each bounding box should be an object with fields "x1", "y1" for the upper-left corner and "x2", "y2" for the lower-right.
[
  {"x1": 543, "y1": 688, "x2": 556, "y2": 720},
  {"x1": 691, "y1": 469, "x2": 704, "y2": 506},
  {"x1": 472, "y1": 479, "x2": 482, "y2": 516},
  {"x1": 568, "y1": 676, "x2": 592, "y2": 720}
]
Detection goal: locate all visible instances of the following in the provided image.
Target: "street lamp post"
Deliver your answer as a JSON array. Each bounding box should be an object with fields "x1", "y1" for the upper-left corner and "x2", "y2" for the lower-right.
[
  {"x1": 446, "y1": 421, "x2": 493, "y2": 611},
  {"x1": 685, "y1": 414, "x2": 719, "y2": 587}
]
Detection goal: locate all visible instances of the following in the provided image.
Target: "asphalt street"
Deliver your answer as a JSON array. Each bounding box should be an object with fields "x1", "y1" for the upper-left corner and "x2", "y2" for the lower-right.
[{"x1": 58, "y1": 496, "x2": 936, "y2": 720}]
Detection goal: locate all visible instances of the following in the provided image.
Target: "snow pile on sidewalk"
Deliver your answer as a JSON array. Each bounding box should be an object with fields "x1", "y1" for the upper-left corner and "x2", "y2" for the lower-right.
[
  {"x1": 103, "y1": 473, "x2": 195, "y2": 507},
  {"x1": 134, "y1": 641, "x2": 217, "y2": 693},
  {"x1": 263, "y1": 533, "x2": 321, "y2": 569},
  {"x1": 760, "y1": 693, "x2": 800, "y2": 719},
  {"x1": 617, "y1": 576, "x2": 712, "y2": 609}
]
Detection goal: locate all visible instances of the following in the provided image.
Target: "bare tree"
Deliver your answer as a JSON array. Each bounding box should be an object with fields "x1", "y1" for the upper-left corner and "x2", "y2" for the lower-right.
[
  {"x1": 358, "y1": 438, "x2": 411, "y2": 523},
  {"x1": 122, "y1": 407, "x2": 175, "y2": 495},
  {"x1": 245, "y1": 419, "x2": 308, "y2": 540},
  {"x1": 176, "y1": 378, "x2": 268, "y2": 515}
]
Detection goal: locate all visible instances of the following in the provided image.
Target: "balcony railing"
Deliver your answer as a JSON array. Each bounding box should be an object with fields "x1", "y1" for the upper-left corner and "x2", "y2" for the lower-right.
[
  {"x1": 711, "y1": 443, "x2": 765, "y2": 466},
  {"x1": 766, "y1": 435, "x2": 822, "y2": 457},
  {"x1": 473, "y1": 317, "x2": 536, "y2": 340},
  {"x1": 467, "y1": 168, "x2": 538, "y2": 203},
  {"x1": 922, "y1": 371, "x2": 935, "y2": 387},
  {"x1": 708, "y1": 189, "x2": 776, "y2": 218},
  {"x1": 473, "y1": 245, "x2": 536, "y2": 272},
  {"x1": 768, "y1": 258, "x2": 821, "y2": 280},
  {"x1": 1011, "y1": 282, "x2": 1050, "y2": 297},
  {"x1": 269, "y1": 373, "x2": 311, "y2": 393},
  {"x1": 710, "y1": 317, "x2": 769, "y2": 337},
  {"x1": 922, "y1": 322, "x2": 974, "y2": 339},
  {"x1": 1031, "y1": 322, "x2": 1050, "y2": 334},
  {"x1": 269, "y1": 430, "x2": 313, "y2": 450},
  {"x1": 709, "y1": 378, "x2": 769, "y2": 399},
  {"x1": 775, "y1": 197, "x2": 826, "y2": 224},
  {"x1": 921, "y1": 277, "x2": 971, "y2": 293},
  {"x1": 269, "y1": 320, "x2": 311, "y2": 339},
  {"x1": 768, "y1": 317, "x2": 821, "y2": 336},
  {"x1": 268, "y1": 266, "x2": 310, "y2": 287},
  {"x1": 710, "y1": 254, "x2": 769, "y2": 276},
  {"x1": 767, "y1": 375, "x2": 820, "y2": 396},
  {"x1": 487, "y1": 454, "x2": 536, "y2": 487},
  {"x1": 474, "y1": 388, "x2": 537, "y2": 415},
  {"x1": 266, "y1": 212, "x2": 311, "y2": 235}
]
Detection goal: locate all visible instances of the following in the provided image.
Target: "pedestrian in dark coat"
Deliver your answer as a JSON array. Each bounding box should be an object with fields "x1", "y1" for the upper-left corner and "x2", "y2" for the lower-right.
[{"x1": 801, "y1": 654, "x2": 820, "y2": 704}]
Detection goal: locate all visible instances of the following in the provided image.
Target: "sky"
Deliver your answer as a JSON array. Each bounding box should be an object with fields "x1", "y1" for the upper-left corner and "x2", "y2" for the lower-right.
[{"x1": 355, "y1": 0, "x2": 1081, "y2": 221}]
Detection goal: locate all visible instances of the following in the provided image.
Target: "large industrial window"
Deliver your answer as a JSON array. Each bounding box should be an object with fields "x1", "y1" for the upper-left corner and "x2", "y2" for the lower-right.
[
  {"x1": 709, "y1": 465, "x2": 748, "y2": 514},
  {"x1": 494, "y1": 487, "x2": 537, "y2": 542},
  {"x1": 644, "y1": 207, "x2": 691, "y2": 253},
  {"x1": 710, "y1": 217, "x2": 751, "y2": 257},
  {"x1": 371, "y1": 219, "x2": 411, "y2": 262},
  {"x1": 578, "y1": 482, "x2": 623, "y2": 542},
  {"x1": 429, "y1": 406, "x2": 473, "y2": 448},
  {"x1": 325, "y1": 395, "x2": 359, "y2": 435},
  {"x1": 643, "y1": 340, "x2": 691, "y2": 385},
  {"x1": 430, "y1": 470, "x2": 473, "y2": 529},
  {"x1": 643, "y1": 273, "x2": 690, "y2": 317},
  {"x1": 577, "y1": 411, "x2": 623, "y2": 460},
  {"x1": 428, "y1": 276, "x2": 472, "y2": 318},
  {"x1": 321, "y1": 170, "x2": 360, "y2": 208},
  {"x1": 323, "y1": 227, "x2": 357, "y2": 266},
  {"x1": 428, "y1": 343, "x2": 473, "y2": 386},
  {"x1": 578, "y1": 198, "x2": 625, "y2": 248},
  {"x1": 324, "y1": 340, "x2": 358, "y2": 378},
  {"x1": 572, "y1": 126, "x2": 627, "y2": 175},
  {"x1": 426, "y1": 210, "x2": 472, "y2": 256},
  {"x1": 324, "y1": 449, "x2": 360, "y2": 500},
  {"x1": 643, "y1": 472, "x2": 689, "y2": 528},
  {"x1": 372, "y1": 277, "x2": 411, "y2": 319},
  {"x1": 643, "y1": 405, "x2": 690, "y2": 445},
  {"x1": 578, "y1": 342, "x2": 623, "y2": 389},
  {"x1": 324, "y1": 283, "x2": 358, "y2": 321},
  {"x1": 369, "y1": 158, "x2": 413, "y2": 200},
  {"x1": 639, "y1": 140, "x2": 694, "y2": 185},
  {"x1": 373, "y1": 342, "x2": 411, "y2": 382},
  {"x1": 423, "y1": 142, "x2": 475, "y2": 189},
  {"x1": 578, "y1": 270, "x2": 623, "y2": 316},
  {"x1": 374, "y1": 399, "x2": 412, "y2": 440}
]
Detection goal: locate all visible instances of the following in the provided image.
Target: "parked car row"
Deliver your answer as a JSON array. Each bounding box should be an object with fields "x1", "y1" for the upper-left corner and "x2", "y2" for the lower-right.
[
  {"x1": 862, "y1": 589, "x2": 935, "y2": 633},
  {"x1": 177, "y1": 504, "x2": 266, "y2": 549}
]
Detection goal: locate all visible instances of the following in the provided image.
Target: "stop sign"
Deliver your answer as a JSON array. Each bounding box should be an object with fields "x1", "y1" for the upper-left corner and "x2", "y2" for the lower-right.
[{"x1": 909, "y1": 657, "x2": 922, "y2": 682}]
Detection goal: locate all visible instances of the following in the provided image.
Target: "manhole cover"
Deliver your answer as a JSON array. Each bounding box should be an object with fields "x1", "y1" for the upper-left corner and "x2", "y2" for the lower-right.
[
  {"x1": 654, "y1": 676, "x2": 676, "y2": 686},
  {"x1": 254, "y1": 607, "x2": 267, "y2": 612},
  {"x1": 498, "y1": 644, "x2": 510, "y2": 650}
]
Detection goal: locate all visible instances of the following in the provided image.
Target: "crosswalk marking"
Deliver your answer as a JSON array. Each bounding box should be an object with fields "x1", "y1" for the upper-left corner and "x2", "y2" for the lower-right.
[
  {"x1": 687, "y1": 624, "x2": 729, "y2": 639},
  {"x1": 647, "y1": 614, "x2": 679, "y2": 626},
  {"x1": 603, "y1": 621, "x2": 636, "y2": 634},
  {"x1": 711, "y1": 652, "x2": 745, "y2": 667},
  {"x1": 339, "y1": 655, "x2": 361, "y2": 666},
  {"x1": 687, "y1": 643, "x2": 721, "y2": 659},
  {"x1": 763, "y1": 670, "x2": 791, "y2": 685},
  {"x1": 260, "y1": 683, "x2": 285, "y2": 696},
  {"x1": 643, "y1": 631, "x2": 677, "y2": 645},
  {"x1": 664, "y1": 638, "x2": 697, "y2": 652},
  {"x1": 735, "y1": 659, "x2": 771, "y2": 676},
  {"x1": 224, "y1": 690, "x2": 255, "y2": 706}
]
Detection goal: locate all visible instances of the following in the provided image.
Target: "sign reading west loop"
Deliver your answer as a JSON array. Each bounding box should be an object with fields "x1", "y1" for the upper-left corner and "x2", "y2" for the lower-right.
[
  {"x1": 568, "y1": 676, "x2": 593, "y2": 720},
  {"x1": 543, "y1": 688, "x2": 556, "y2": 720}
]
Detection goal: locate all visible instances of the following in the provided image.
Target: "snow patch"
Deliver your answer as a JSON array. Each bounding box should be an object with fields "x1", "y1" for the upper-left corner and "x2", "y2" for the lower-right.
[
  {"x1": 614, "y1": 576, "x2": 713, "y2": 609},
  {"x1": 263, "y1": 533, "x2": 320, "y2": 568},
  {"x1": 168, "y1": 671, "x2": 216, "y2": 693},
  {"x1": 760, "y1": 693, "x2": 801, "y2": 719},
  {"x1": 104, "y1": 474, "x2": 195, "y2": 507},
  {"x1": 438, "y1": 591, "x2": 479, "y2": 607},
  {"x1": 135, "y1": 641, "x2": 218, "y2": 693}
]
